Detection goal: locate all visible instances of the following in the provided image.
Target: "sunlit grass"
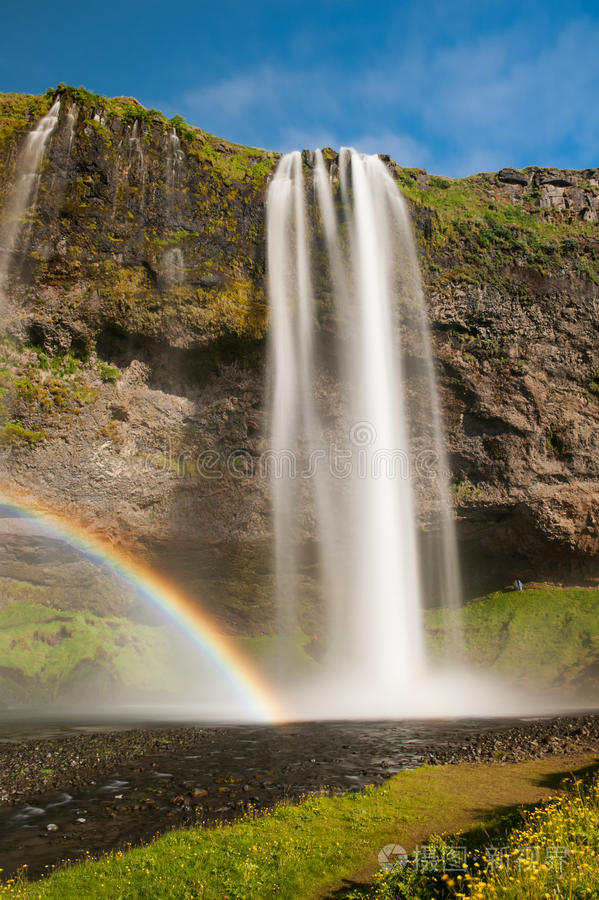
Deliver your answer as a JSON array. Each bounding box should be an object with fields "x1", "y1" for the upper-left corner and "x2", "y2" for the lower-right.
[
  {"x1": 456, "y1": 774, "x2": 599, "y2": 899},
  {"x1": 428, "y1": 585, "x2": 599, "y2": 694},
  {"x1": 0, "y1": 601, "x2": 179, "y2": 701}
]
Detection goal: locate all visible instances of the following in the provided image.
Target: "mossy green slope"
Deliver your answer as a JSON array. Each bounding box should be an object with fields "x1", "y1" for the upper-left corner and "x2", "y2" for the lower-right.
[
  {"x1": 0, "y1": 601, "x2": 180, "y2": 704},
  {"x1": 428, "y1": 585, "x2": 599, "y2": 694},
  {"x1": 397, "y1": 166, "x2": 599, "y2": 285},
  {"x1": 3, "y1": 584, "x2": 599, "y2": 703}
]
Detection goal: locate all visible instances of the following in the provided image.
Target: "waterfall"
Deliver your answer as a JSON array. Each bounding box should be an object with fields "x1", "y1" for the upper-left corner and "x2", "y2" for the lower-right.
[
  {"x1": 267, "y1": 148, "x2": 463, "y2": 715},
  {"x1": 166, "y1": 128, "x2": 184, "y2": 203},
  {"x1": 128, "y1": 120, "x2": 147, "y2": 210},
  {"x1": 64, "y1": 104, "x2": 77, "y2": 163},
  {"x1": 161, "y1": 246, "x2": 185, "y2": 287},
  {"x1": 0, "y1": 99, "x2": 61, "y2": 314}
]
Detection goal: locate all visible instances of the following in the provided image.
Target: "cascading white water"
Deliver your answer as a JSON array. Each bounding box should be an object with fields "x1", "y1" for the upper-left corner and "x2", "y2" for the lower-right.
[
  {"x1": 0, "y1": 99, "x2": 61, "y2": 316},
  {"x1": 267, "y1": 148, "x2": 465, "y2": 716},
  {"x1": 379, "y1": 164, "x2": 463, "y2": 646},
  {"x1": 161, "y1": 246, "x2": 185, "y2": 287},
  {"x1": 128, "y1": 120, "x2": 147, "y2": 210},
  {"x1": 166, "y1": 128, "x2": 184, "y2": 200},
  {"x1": 64, "y1": 104, "x2": 77, "y2": 163},
  {"x1": 163, "y1": 129, "x2": 186, "y2": 284}
]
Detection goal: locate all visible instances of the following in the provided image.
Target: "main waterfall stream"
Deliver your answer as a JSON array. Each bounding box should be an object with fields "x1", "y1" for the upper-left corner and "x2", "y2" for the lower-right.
[{"x1": 267, "y1": 148, "x2": 480, "y2": 717}]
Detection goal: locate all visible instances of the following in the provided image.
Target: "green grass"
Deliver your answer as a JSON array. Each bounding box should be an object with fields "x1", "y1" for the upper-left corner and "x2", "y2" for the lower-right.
[
  {"x1": 0, "y1": 338, "x2": 129, "y2": 440},
  {"x1": 0, "y1": 92, "x2": 53, "y2": 151},
  {"x1": 242, "y1": 583, "x2": 599, "y2": 692},
  {"x1": 96, "y1": 361, "x2": 120, "y2": 383},
  {"x1": 2, "y1": 581, "x2": 597, "y2": 703},
  {"x1": 393, "y1": 167, "x2": 599, "y2": 284},
  {"x1": 1, "y1": 755, "x2": 595, "y2": 899},
  {"x1": 0, "y1": 421, "x2": 45, "y2": 446},
  {"x1": 396, "y1": 167, "x2": 595, "y2": 242},
  {"x1": 456, "y1": 770, "x2": 599, "y2": 899},
  {"x1": 428, "y1": 585, "x2": 599, "y2": 693},
  {"x1": 190, "y1": 133, "x2": 277, "y2": 187},
  {"x1": 0, "y1": 601, "x2": 180, "y2": 701}
]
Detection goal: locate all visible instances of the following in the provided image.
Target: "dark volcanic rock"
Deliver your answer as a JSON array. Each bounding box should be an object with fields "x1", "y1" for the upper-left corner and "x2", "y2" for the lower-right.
[{"x1": 497, "y1": 167, "x2": 529, "y2": 186}]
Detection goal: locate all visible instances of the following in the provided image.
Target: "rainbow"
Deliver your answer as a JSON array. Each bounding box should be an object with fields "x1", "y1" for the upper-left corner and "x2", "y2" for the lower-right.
[{"x1": 0, "y1": 488, "x2": 288, "y2": 724}]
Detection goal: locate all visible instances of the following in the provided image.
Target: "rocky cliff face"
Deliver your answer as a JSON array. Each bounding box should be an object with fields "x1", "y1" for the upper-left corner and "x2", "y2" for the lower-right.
[
  {"x1": 412, "y1": 165, "x2": 599, "y2": 587},
  {"x1": 1, "y1": 86, "x2": 598, "y2": 624}
]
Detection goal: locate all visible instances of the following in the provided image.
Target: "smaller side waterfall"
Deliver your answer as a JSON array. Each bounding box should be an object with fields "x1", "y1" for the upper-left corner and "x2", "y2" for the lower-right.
[
  {"x1": 161, "y1": 246, "x2": 185, "y2": 288},
  {"x1": 165, "y1": 128, "x2": 185, "y2": 229},
  {"x1": 128, "y1": 120, "x2": 147, "y2": 209},
  {"x1": 64, "y1": 104, "x2": 78, "y2": 163},
  {"x1": 0, "y1": 99, "x2": 61, "y2": 311},
  {"x1": 166, "y1": 129, "x2": 184, "y2": 197}
]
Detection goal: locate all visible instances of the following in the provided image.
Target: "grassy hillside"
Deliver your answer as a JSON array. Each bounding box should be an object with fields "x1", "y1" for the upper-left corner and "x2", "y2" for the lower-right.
[
  {"x1": 396, "y1": 165, "x2": 599, "y2": 285},
  {"x1": 429, "y1": 585, "x2": 599, "y2": 695},
  {"x1": 0, "y1": 601, "x2": 182, "y2": 704},
  {"x1": 349, "y1": 763, "x2": 599, "y2": 899},
  {"x1": 3, "y1": 584, "x2": 599, "y2": 705},
  {"x1": 243, "y1": 584, "x2": 599, "y2": 699}
]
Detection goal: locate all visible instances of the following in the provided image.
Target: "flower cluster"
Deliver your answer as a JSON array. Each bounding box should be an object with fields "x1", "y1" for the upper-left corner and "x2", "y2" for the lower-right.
[{"x1": 453, "y1": 777, "x2": 599, "y2": 898}]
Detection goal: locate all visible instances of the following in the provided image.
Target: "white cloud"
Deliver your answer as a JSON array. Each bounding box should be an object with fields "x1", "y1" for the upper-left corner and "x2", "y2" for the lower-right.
[
  {"x1": 364, "y1": 16, "x2": 599, "y2": 170},
  {"x1": 184, "y1": 73, "x2": 264, "y2": 119},
  {"x1": 180, "y1": 64, "x2": 342, "y2": 136},
  {"x1": 182, "y1": 66, "x2": 280, "y2": 121}
]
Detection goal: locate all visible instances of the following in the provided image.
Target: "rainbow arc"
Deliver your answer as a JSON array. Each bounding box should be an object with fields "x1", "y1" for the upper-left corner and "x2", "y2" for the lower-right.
[{"x1": 0, "y1": 488, "x2": 287, "y2": 724}]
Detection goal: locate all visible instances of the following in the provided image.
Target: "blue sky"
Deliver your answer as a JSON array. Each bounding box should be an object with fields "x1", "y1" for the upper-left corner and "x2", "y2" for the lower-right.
[{"x1": 1, "y1": 0, "x2": 597, "y2": 175}]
